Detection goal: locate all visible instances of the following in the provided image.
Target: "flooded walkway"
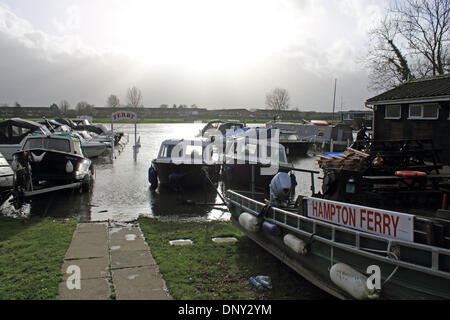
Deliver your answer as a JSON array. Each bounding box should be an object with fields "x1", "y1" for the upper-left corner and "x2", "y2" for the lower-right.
[{"x1": 58, "y1": 221, "x2": 171, "y2": 300}]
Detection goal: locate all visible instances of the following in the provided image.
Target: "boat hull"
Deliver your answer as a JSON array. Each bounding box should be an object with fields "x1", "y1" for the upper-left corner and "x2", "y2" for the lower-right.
[
  {"x1": 152, "y1": 160, "x2": 218, "y2": 189},
  {"x1": 82, "y1": 142, "x2": 107, "y2": 158},
  {"x1": 14, "y1": 150, "x2": 91, "y2": 184},
  {"x1": 280, "y1": 141, "x2": 313, "y2": 156},
  {"x1": 223, "y1": 164, "x2": 291, "y2": 190},
  {"x1": 226, "y1": 190, "x2": 450, "y2": 300}
]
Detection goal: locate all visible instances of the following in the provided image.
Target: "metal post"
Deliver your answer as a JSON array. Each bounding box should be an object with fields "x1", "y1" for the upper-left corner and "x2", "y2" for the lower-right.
[
  {"x1": 111, "y1": 121, "x2": 114, "y2": 163},
  {"x1": 251, "y1": 164, "x2": 255, "y2": 199},
  {"x1": 332, "y1": 79, "x2": 337, "y2": 123},
  {"x1": 133, "y1": 122, "x2": 137, "y2": 162}
]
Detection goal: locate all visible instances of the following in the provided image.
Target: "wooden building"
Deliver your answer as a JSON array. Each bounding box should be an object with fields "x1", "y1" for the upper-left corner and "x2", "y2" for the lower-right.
[{"x1": 365, "y1": 74, "x2": 450, "y2": 165}]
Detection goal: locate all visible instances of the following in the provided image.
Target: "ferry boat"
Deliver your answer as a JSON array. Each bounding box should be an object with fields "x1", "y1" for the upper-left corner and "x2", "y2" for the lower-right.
[
  {"x1": 226, "y1": 138, "x2": 450, "y2": 299},
  {"x1": 226, "y1": 187, "x2": 450, "y2": 299}
]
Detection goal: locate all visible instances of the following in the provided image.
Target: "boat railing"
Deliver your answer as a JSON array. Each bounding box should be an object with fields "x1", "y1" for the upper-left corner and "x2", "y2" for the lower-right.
[{"x1": 226, "y1": 189, "x2": 450, "y2": 280}]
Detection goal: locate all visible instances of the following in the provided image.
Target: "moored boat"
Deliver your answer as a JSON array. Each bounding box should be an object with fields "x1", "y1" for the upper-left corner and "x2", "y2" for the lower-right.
[
  {"x1": 0, "y1": 118, "x2": 51, "y2": 161},
  {"x1": 226, "y1": 187, "x2": 450, "y2": 299},
  {"x1": 0, "y1": 152, "x2": 14, "y2": 205},
  {"x1": 222, "y1": 134, "x2": 293, "y2": 190},
  {"x1": 11, "y1": 134, "x2": 94, "y2": 206},
  {"x1": 150, "y1": 139, "x2": 219, "y2": 190}
]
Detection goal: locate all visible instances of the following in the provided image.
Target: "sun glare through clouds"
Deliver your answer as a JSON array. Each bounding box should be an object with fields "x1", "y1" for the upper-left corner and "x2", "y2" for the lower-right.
[{"x1": 110, "y1": 0, "x2": 299, "y2": 72}]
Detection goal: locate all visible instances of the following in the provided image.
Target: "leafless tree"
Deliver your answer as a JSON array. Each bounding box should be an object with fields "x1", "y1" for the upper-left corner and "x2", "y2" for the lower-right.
[
  {"x1": 265, "y1": 88, "x2": 290, "y2": 113},
  {"x1": 126, "y1": 86, "x2": 143, "y2": 108},
  {"x1": 366, "y1": 0, "x2": 449, "y2": 91},
  {"x1": 76, "y1": 101, "x2": 94, "y2": 114},
  {"x1": 106, "y1": 94, "x2": 120, "y2": 108},
  {"x1": 59, "y1": 100, "x2": 71, "y2": 114}
]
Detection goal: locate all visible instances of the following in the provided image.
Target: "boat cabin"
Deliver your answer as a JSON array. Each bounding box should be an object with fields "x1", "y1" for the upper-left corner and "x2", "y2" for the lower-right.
[
  {"x1": 156, "y1": 139, "x2": 217, "y2": 164},
  {"x1": 365, "y1": 74, "x2": 450, "y2": 165},
  {"x1": 0, "y1": 118, "x2": 51, "y2": 160}
]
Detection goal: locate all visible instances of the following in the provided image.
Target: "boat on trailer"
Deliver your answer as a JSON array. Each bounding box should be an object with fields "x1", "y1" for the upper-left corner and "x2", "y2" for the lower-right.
[{"x1": 11, "y1": 134, "x2": 94, "y2": 208}]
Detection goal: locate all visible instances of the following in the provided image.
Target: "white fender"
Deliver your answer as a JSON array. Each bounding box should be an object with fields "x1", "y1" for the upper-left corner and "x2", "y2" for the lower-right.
[
  {"x1": 31, "y1": 152, "x2": 46, "y2": 162},
  {"x1": 238, "y1": 212, "x2": 260, "y2": 232},
  {"x1": 65, "y1": 160, "x2": 74, "y2": 173},
  {"x1": 283, "y1": 234, "x2": 307, "y2": 255},
  {"x1": 329, "y1": 263, "x2": 379, "y2": 300}
]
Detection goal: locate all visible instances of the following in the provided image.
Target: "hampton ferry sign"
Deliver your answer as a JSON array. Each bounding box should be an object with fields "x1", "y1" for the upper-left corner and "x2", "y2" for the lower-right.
[{"x1": 307, "y1": 197, "x2": 414, "y2": 242}]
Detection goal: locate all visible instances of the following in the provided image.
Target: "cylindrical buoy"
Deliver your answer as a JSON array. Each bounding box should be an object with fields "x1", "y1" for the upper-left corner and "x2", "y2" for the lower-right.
[
  {"x1": 329, "y1": 263, "x2": 379, "y2": 300},
  {"x1": 239, "y1": 212, "x2": 260, "y2": 232},
  {"x1": 262, "y1": 221, "x2": 282, "y2": 236},
  {"x1": 283, "y1": 234, "x2": 307, "y2": 255}
]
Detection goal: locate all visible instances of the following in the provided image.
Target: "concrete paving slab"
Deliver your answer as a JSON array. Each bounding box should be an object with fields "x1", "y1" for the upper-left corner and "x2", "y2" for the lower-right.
[
  {"x1": 76, "y1": 223, "x2": 108, "y2": 234},
  {"x1": 62, "y1": 257, "x2": 109, "y2": 280},
  {"x1": 110, "y1": 250, "x2": 156, "y2": 270},
  {"x1": 112, "y1": 266, "x2": 171, "y2": 300},
  {"x1": 65, "y1": 231, "x2": 108, "y2": 259},
  {"x1": 109, "y1": 227, "x2": 144, "y2": 242},
  {"x1": 58, "y1": 278, "x2": 111, "y2": 300},
  {"x1": 109, "y1": 237, "x2": 149, "y2": 252}
]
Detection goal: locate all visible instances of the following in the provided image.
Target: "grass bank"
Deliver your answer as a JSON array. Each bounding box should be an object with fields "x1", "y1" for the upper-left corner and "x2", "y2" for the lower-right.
[
  {"x1": 0, "y1": 217, "x2": 77, "y2": 299},
  {"x1": 139, "y1": 217, "x2": 330, "y2": 300}
]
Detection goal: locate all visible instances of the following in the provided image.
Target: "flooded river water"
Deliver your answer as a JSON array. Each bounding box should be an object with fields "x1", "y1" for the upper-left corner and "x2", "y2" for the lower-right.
[{"x1": 1, "y1": 123, "x2": 323, "y2": 222}]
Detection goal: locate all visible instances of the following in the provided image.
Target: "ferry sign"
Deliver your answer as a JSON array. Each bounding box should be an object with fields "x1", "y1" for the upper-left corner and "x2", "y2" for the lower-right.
[
  {"x1": 112, "y1": 111, "x2": 137, "y2": 122},
  {"x1": 307, "y1": 197, "x2": 414, "y2": 242}
]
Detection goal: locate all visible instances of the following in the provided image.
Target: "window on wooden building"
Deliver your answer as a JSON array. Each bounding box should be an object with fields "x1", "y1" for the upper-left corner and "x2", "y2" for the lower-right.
[
  {"x1": 408, "y1": 103, "x2": 439, "y2": 120},
  {"x1": 385, "y1": 105, "x2": 401, "y2": 119}
]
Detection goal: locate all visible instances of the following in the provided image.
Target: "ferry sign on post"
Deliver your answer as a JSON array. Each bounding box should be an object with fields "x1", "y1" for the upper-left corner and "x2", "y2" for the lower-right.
[
  {"x1": 112, "y1": 111, "x2": 137, "y2": 122},
  {"x1": 307, "y1": 197, "x2": 414, "y2": 242},
  {"x1": 111, "y1": 110, "x2": 140, "y2": 162}
]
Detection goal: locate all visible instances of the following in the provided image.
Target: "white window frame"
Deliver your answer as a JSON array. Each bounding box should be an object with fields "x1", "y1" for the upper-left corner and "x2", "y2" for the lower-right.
[
  {"x1": 385, "y1": 105, "x2": 402, "y2": 119},
  {"x1": 408, "y1": 103, "x2": 439, "y2": 120}
]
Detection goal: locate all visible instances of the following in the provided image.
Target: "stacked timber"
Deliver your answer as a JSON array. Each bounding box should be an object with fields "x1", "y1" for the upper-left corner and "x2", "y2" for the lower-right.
[{"x1": 318, "y1": 148, "x2": 370, "y2": 172}]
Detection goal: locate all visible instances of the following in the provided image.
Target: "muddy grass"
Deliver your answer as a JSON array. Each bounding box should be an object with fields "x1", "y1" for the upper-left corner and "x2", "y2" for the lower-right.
[
  {"x1": 0, "y1": 217, "x2": 78, "y2": 300},
  {"x1": 139, "y1": 217, "x2": 331, "y2": 300}
]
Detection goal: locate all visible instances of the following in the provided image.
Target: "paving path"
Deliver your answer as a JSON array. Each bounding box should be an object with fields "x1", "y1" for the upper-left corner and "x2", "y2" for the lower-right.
[{"x1": 58, "y1": 221, "x2": 172, "y2": 300}]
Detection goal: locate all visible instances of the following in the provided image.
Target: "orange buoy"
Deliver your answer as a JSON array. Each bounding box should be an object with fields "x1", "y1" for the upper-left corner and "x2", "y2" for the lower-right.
[{"x1": 395, "y1": 171, "x2": 427, "y2": 178}]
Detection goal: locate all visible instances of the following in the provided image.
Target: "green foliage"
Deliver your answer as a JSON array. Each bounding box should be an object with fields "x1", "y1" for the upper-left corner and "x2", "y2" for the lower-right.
[
  {"x1": 139, "y1": 218, "x2": 330, "y2": 300},
  {"x1": 0, "y1": 217, "x2": 78, "y2": 300}
]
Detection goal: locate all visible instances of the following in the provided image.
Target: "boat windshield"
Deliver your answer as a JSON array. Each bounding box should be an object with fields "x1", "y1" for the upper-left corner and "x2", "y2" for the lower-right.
[{"x1": 23, "y1": 137, "x2": 71, "y2": 153}]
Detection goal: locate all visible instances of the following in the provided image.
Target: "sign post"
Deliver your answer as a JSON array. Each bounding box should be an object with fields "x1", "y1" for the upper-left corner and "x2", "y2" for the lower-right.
[{"x1": 111, "y1": 110, "x2": 140, "y2": 162}]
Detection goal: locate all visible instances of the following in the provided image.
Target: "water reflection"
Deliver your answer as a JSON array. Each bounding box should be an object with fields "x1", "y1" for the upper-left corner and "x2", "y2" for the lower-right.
[{"x1": 149, "y1": 183, "x2": 229, "y2": 221}]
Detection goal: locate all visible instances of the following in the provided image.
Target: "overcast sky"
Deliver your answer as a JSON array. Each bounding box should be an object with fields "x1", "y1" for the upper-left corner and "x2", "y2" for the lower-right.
[{"x1": 0, "y1": 0, "x2": 389, "y2": 111}]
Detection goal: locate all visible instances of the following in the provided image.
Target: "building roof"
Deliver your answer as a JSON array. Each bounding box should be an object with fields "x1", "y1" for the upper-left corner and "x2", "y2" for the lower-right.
[{"x1": 366, "y1": 73, "x2": 450, "y2": 105}]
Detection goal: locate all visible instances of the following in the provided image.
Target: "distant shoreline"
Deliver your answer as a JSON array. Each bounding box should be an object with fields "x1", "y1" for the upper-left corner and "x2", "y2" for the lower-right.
[{"x1": 22, "y1": 117, "x2": 311, "y2": 124}]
